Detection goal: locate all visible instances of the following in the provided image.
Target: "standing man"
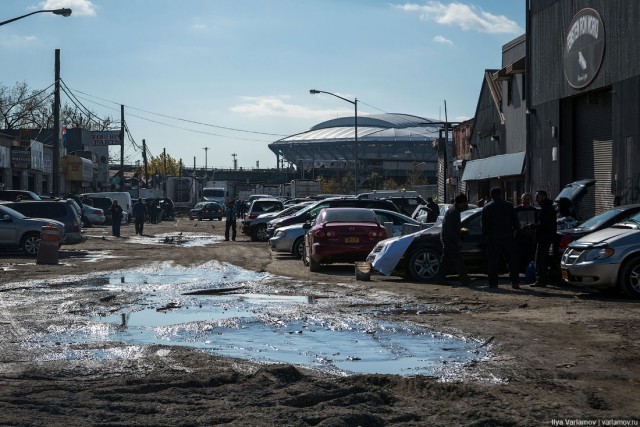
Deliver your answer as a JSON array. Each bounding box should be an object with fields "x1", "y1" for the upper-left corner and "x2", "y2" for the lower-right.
[
  {"x1": 426, "y1": 197, "x2": 440, "y2": 223},
  {"x1": 225, "y1": 200, "x2": 237, "y2": 241},
  {"x1": 515, "y1": 193, "x2": 538, "y2": 272},
  {"x1": 482, "y1": 187, "x2": 520, "y2": 289},
  {"x1": 132, "y1": 198, "x2": 147, "y2": 236},
  {"x1": 531, "y1": 190, "x2": 556, "y2": 287},
  {"x1": 441, "y1": 193, "x2": 471, "y2": 286},
  {"x1": 110, "y1": 200, "x2": 123, "y2": 238}
]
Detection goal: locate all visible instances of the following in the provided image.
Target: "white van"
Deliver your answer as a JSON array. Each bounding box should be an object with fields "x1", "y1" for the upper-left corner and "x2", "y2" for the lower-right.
[{"x1": 81, "y1": 192, "x2": 133, "y2": 222}]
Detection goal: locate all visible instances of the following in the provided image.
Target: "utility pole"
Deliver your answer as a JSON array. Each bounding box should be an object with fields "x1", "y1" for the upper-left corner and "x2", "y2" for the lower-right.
[
  {"x1": 443, "y1": 100, "x2": 449, "y2": 203},
  {"x1": 232, "y1": 153, "x2": 237, "y2": 171},
  {"x1": 52, "y1": 49, "x2": 61, "y2": 196},
  {"x1": 163, "y1": 147, "x2": 167, "y2": 177},
  {"x1": 179, "y1": 158, "x2": 183, "y2": 177},
  {"x1": 193, "y1": 156, "x2": 196, "y2": 172},
  {"x1": 142, "y1": 139, "x2": 148, "y2": 187},
  {"x1": 120, "y1": 105, "x2": 125, "y2": 191},
  {"x1": 203, "y1": 147, "x2": 209, "y2": 171}
]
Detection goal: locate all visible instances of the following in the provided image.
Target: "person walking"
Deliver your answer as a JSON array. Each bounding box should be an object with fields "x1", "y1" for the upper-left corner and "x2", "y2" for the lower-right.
[
  {"x1": 426, "y1": 197, "x2": 440, "y2": 223},
  {"x1": 481, "y1": 187, "x2": 520, "y2": 289},
  {"x1": 441, "y1": 193, "x2": 471, "y2": 286},
  {"x1": 531, "y1": 190, "x2": 556, "y2": 287},
  {"x1": 225, "y1": 200, "x2": 237, "y2": 241},
  {"x1": 132, "y1": 198, "x2": 147, "y2": 235},
  {"x1": 110, "y1": 200, "x2": 124, "y2": 237},
  {"x1": 515, "y1": 193, "x2": 538, "y2": 272}
]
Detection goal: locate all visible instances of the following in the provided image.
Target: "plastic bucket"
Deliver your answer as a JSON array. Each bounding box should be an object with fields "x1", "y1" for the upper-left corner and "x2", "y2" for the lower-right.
[{"x1": 355, "y1": 261, "x2": 372, "y2": 281}]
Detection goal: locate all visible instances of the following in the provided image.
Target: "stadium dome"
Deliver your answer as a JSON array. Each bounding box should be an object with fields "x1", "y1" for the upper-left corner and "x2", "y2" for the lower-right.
[{"x1": 268, "y1": 113, "x2": 441, "y2": 183}]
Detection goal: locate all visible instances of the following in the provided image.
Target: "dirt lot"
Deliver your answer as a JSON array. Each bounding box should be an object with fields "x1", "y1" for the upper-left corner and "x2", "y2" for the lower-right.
[{"x1": 0, "y1": 219, "x2": 639, "y2": 426}]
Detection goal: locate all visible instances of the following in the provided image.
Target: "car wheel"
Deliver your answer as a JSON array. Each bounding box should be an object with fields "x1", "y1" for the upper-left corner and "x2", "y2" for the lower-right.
[
  {"x1": 407, "y1": 247, "x2": 443, "y2": 282},
  {"x1": 254, "y1": 225, "x2": 269, "y2": 242},
  {"x1": 218, "y1": 217, "x2": 222, "y2": 221},
  {"x1": 619, "y1": 255, "x2": 640, "y2": 298},
  {"x1": 21, "y1": 233, "x2": 40, "y2": 256},
  {"x1": 302, "y1": 243, "x2": 310, "y2": 266},
  {"x1": 309, "y1": 256, "x2": 321, "y2": 272},
  {"x1": 292, "y1": 237, "x2": 304, "y2": 259}
]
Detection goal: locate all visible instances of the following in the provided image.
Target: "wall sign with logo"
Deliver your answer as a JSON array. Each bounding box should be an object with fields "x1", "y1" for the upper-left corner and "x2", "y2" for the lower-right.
[
  {"x1": 30, "y1": 140, "x2": 44, "y2": 171},
  {"x1": 91, "y1": 131, "x2": 121, "y2": 146},
  {"x1": 563, "y1": 8, "x2": 605, "y2": 89},
  {"x1": 11, "y1": 147, "x2": 31, "y2": 169}
]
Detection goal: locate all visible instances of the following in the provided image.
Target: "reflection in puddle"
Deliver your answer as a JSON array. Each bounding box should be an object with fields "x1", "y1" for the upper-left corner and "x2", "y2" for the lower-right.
[{"x1": 28, "y1": 263, "x2": 486, "y2": 377}]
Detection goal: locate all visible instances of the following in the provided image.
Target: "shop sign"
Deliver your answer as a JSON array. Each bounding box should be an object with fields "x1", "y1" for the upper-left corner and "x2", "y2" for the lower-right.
[
  {"x1": 91, "y1": 131, "x2": 121, "y2": 146},
  {"x1": 563, "y1": 8, "x2": 605, "y2": 89},
  {"x1": 11, "y1": 147, "x2": 31, "y2": 169},
  {"x1": 43, "y1": 152, "x2": 53, "y2": 174},
  {"x1": 0, "y1": 146, "x2": 10, "y2": 168},
  {"x1": 30, "y1": 140, "x2": 44, "y2": 171}
]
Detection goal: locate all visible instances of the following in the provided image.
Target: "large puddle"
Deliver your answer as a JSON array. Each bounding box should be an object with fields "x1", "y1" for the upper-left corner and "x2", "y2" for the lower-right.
[{"x1": 27, "y1": 263, "x2": 486, "y2": 377}]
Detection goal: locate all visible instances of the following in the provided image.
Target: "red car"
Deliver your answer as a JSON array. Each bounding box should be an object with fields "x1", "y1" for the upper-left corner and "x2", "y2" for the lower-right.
[{"x1": 303, "y1": 208, "x2": 387, "y2": 272}]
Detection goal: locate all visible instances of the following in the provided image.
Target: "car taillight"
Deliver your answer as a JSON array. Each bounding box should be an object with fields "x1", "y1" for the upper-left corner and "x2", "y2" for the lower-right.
[
  {"x1": 368, "y1": 229, "x2": 386, "y2": 240},
  {"x1": 72, "y1": 219, "x2": 80, "y2": 232},
  {"x1": 559, "y1": 235, "x2": 574, "y2": 250},
  {"x1": 96, "y1": 209, "x2": 103, "y2": 215},
  {"x1": 248, "y1": 215, "x2": 257, "y2": 220},
  {"x1": 202, "y1": 209, "x2": 208, "y2": 213},
  {"x1": 325, "y1": 230, "x2": 336, "y2": 237},
  {"x1": 314, "y1": 229, "x2": 325, "y2": 238}
]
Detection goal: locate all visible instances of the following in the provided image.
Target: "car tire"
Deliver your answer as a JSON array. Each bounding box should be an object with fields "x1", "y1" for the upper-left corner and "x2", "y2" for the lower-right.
[
  {"x1": 407, "y1": 247, "x2": 444, "y2": 282},
  {"x1": 292, "y1": 237, "x2": 304, "y2": 259},
  {"x1": 302, "y1": 243, "x2": 310, "y2": 266},
  {"x1": 254, "y1": 225, "x2": 269, "y2": 242},
  {"x1": 618, "y1": 255, "x2": 640, "y2": 298},
  {"x1": 21, "y1": 232, "x2": 40, "y2": 256},
  {"x1": 309, "y1": 256, "x2": 321, "y2": 272},
  {"x1": 218, "y1": 218, "x2": 222, "y2": 221}
]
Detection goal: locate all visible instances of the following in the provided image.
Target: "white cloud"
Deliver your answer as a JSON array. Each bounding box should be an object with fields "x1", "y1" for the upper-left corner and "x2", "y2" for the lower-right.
[
  {"x1": 0, "y1": 34, "x2": 38, "y2": 47},
  {"x1": 40, "y1": 0, "x2": 96, "y2": 17},
  {"x1": 396, "y1": 1, "x2": 522, "y2": 34},
  {"x1": 230, "y1": 96, "x2": 354, "y2": 120},
  {"x1": 190, "y1": 23, "x2": 208, "y2": 32},
  {"x1": 433, "y1": 34, "x2": 453, "y2": 45}
]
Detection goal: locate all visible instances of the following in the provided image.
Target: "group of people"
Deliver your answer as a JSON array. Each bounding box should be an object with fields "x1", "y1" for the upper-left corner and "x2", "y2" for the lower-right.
[
  {"x1": 441, "y1": 188, "x2": 576, "y2": 289},
  {"x1": 109, "y1": 198, "x2": 155, "y2": 237}
]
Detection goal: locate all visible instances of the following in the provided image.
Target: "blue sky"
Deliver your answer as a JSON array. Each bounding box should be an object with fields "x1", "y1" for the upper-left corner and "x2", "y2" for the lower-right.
[{"x1": 1, "y1": 0, "x2": 524, "y2": 170}]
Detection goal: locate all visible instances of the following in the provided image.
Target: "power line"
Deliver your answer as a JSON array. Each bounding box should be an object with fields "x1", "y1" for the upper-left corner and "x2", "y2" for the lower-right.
[
  {"x1": 15, "y1": 82, "x2": 55, "y2": 105},
  {"x1": 68, "y1": 86, "x2": 288, "y2": 137}
]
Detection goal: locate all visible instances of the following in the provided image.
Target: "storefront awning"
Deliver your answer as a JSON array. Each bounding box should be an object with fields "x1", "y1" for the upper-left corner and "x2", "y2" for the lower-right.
[{"x1": 461, "y1": 151, "x2": 525, "y2": 181}]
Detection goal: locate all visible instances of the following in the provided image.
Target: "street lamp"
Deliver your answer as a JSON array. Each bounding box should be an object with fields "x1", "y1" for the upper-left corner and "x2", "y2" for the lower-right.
[
  {"x1": 310, "y1": 89, "x2": 359, "y2": 194},
  {"x1": 0, "y1": 8, "x2": 72, "y2": 27}
]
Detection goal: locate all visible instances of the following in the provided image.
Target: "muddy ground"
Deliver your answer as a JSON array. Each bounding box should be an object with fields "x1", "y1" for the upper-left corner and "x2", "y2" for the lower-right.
[{"x1": 0, "y1": 218, "x2": 639, "y2": 426}]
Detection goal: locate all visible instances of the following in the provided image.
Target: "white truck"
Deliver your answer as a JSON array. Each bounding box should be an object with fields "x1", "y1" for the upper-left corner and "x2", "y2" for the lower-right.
[
  {"x1": 165, "y1": 177, "x2": 198, "y2": 212},
  {"x1": 201, "y1": 187, "x2": 227, "y2": 205},
  {"x1": 289, "y1": 180, "x2": 321, "y2": 198}
]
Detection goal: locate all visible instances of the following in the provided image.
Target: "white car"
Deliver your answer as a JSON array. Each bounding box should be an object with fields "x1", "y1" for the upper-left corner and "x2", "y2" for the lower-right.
[
  {"x1": 83, "y1": 205, "x2": 106, "y2": 225},
  {"x1": 561, "y1": 215, "x2": 640, "y2": 298}
]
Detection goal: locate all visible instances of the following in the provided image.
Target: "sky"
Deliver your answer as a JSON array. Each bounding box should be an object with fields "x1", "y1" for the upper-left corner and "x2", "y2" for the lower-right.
[{"x1": 0, "y1": 0, "x2": 525, "y2": 170}]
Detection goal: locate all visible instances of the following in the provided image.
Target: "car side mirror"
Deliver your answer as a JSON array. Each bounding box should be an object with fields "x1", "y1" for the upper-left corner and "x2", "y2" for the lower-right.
[
  {"x1": 2, "y1": 214, "x2": 11, "y2": 222},
  {"x1": 303, "y1": 222, "x2": 312, "y2": 230}
]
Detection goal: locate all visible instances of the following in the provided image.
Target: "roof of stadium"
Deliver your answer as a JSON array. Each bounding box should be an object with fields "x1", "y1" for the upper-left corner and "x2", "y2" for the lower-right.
[{"x1": 268, "y1": 113, "x2": 443, "y2": 164}]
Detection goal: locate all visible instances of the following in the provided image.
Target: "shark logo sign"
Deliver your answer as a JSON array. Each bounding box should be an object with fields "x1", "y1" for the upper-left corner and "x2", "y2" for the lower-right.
[{"x1": 563, "y1": 8, "x2": 605, "y2": 89}]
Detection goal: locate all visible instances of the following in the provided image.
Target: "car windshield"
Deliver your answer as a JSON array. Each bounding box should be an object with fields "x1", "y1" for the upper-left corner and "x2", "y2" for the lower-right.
[
  {"x1": 322, "y1": 209, "x2": 376, "y2": 223},
  {"x1": 0, "y1": 204, "x2": 28, "y2": 220},
  {"x1": 194, "y1": 203, "x2": 205, "y2": 209},
  {"x1": 623, "y1": 213, "x2": 640, "y2": 227},
  {"x1": 578, "y1": 208, "x2": 624, "y2": 231}
]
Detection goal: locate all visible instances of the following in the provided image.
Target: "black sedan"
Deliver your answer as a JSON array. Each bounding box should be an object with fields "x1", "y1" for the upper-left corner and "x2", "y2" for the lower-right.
[{"x1": 189, "y1": 202, "x2": 224, "y2": 221}]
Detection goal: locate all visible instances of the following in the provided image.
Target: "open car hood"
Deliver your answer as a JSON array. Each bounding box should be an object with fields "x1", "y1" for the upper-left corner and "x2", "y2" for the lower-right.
[{"x1": 554, "y1": 179, "x2": 596, "y2": 206}]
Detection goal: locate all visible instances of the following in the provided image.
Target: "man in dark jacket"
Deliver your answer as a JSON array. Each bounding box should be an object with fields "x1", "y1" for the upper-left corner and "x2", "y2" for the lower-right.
[
  {"x1": 441, "y1": 194, "x2": 471, "y2": 285},
  {"x1": 132, "y1": 198, "x2": 147, "y2": 235},
  {"x1": 531, "y1": 190, "x2": 556, "y2": 287},
  {"x1": 481, "y1": 187, "x2": 520, "y2": 289},
  {"x1": 426, "y1": 197, "x2": 439, "y2": 223},
  {"x1": 225, "y1": 200, "x2": 237, "y2": 241}
]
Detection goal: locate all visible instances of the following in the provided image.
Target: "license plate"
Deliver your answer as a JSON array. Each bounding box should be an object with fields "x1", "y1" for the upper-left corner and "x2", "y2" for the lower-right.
[
  {"x1": 561, "y1": 269, "x2": 568, "y2": 280},
  {"x1": 345, "y1": 237, "x2": 359, "y2": 244}
]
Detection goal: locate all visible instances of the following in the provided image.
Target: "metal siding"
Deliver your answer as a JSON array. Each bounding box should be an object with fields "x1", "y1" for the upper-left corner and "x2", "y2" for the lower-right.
[{"x1": 612, "y1": 76, "x2": 640, "y2": 204}]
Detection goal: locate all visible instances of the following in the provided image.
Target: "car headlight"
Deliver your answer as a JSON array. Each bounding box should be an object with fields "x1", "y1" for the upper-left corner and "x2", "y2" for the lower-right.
[
  {"x1": 274, "y1": 230, "x2": 286, "y2": 238},
  {"x1": 582, "y1": 247, "x2": 615, "y2": 262}
]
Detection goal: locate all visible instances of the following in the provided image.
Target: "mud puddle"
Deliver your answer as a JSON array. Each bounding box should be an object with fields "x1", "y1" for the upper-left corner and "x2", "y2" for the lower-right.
[{"x1": 26, "y1": 263, "x2": 486, "y2": 377}]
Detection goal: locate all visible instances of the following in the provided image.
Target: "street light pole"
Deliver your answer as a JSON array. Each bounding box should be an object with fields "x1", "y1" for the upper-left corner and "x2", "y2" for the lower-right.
[
  {"x1": 0, "y1": 8, "x2": 72, "y2": 27},
  {"x1": 203, "y1": 147, "x2": 209, "y2": 172},
  {"x1": 310, "y1": 89, "x2": 358, "y2": 194}
]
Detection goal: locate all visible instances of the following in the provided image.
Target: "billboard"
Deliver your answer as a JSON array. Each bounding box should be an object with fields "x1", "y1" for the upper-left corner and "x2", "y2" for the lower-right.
[
  {"x1": 30, "y1": 140, "x2": 44, "y2": 171},
  {"x1": 91, "y1": 131, "x2": 121, "y2": 146}
]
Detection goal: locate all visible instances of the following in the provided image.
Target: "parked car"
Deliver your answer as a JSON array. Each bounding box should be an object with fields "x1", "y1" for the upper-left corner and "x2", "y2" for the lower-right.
[
  {"x1": 83, "y1": 204, "x2": 106, "y2": 225},
  {"x1": 412, "y1": 203, "x2": 478, "y2": 223},
  {"x1": 557, "y1": 205, "x2": 640, "y2": 253},
  {"x1": 0, "y1": 190, "x2": 40, "y2": 201},
  {"x1": 81, "y1": 192, "x2": 132, "y2": 223},
  {"x1": 269, "y1": 208, "x2": 420, "y2": 259},
  {"x1": 303, "y1": 208, "x2": 387, "y2": 272},
  {"x1": 243, "y1": 201, "x2": 313, "y2": 242},
  {"x1": 0, "y1": 204, "x2": 65, "y2": 256},
  {"x1": 380, "y1": 196, "x2": 426, "y2": 217},
  {"x1": 247, "y1": 194, "x2": 272, "y2": 203},
  {"x1": 189, "y1": 202, "x2": 225, "y2": 221},
  {"x1": 267, "y1": 197, "x2": 400, "y2": 238},
  {"x1": 84, "y1": 197, "x2": 114, "y2": 224},
  {"x1": 561, "y1": 213, "x2": 640, "y2": 298},
  {"x1": 3, "y1": 200, "x2": 85, "y2": 245},
  {"x1": 242, "y1": 198, "x2": 285, "y2": 241}
]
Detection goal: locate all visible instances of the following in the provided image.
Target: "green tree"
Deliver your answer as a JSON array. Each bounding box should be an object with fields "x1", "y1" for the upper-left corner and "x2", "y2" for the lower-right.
[
  {"x1": 381, "y1": 178, "x2": 399, "y2": 190},
  {"x1": 147, "y1": 151, "x2": 181, "y2": 176}
]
